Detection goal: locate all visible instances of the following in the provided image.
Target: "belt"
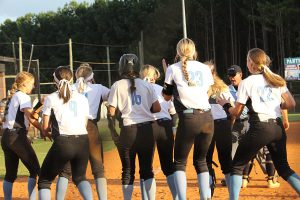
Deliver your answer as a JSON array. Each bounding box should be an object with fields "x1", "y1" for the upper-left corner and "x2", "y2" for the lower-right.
[
  {"x1": 157, "y1": 118, "x2": 171, "y2": 123},
  {"x1": 236, "y1": 117, "x2": 249, "y2": 123},
  {"x1": 215, "y1": 117, "x2": 228, "y2": 122},
  {"x1": 131, "y1": 121, "x2": 153, "y2": 127},
  {"x1": 183, "y1": 108, "x2": 210, "y2": 114},
  {"x1": 59, "y1": 134, "x2": 85, "y2": 138},
  {"x1": 259, "y1": 118, "x2": 277, "y2": 123}
]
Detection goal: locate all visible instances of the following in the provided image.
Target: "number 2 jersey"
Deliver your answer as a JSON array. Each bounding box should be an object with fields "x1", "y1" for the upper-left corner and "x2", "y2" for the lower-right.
[
  {"x1": 237, "y1": 74, "x2": 287, "y2": 121},
  {"x1": 108, "y1": 78, "x2": 158, "y2": 126},
  {"x1": 42, "y1": 91, "x2": 89, "y2": 136}
]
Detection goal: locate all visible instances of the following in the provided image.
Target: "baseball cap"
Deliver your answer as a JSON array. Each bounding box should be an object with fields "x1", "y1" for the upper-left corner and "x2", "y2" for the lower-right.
[{"x1": 227, "y1": 65, "x2": 242, "y2": 76}]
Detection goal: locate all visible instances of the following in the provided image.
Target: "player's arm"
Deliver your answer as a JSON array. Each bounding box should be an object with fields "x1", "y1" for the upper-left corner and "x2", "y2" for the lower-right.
[
  {"x1": 281, "y1": 109, "x2": 289, "y2": 131},
  {"x1": 41, "y1": 114, "x2": 52, "y2": 141},
  {"x1": 23, "y1": 108, "x2": 42, "y2": 131}
]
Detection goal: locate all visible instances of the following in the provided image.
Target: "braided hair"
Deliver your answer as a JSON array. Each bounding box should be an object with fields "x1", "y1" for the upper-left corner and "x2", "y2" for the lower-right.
[{"x1": 176, "y1": 38, "x2": 197, "y2": 86}]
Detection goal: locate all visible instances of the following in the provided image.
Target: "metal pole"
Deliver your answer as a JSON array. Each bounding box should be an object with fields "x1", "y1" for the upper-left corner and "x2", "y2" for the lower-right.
[
  {"x1": 182, "y1": 0, "x2": 187, "y2": 38},
  {"x1": 36, "y1": 59, "x2": 41, "y2": 101},
  {"x1": 12, "y1": 42, "x2": 18, "y2": 73},
  {"x1": 27, "y1": 44, "x2": 34, "y2": 72},
  {"x1": 106, "y1": 46, "x2": 111, "y2": 87},
  {"x1": 69, "y1": 38, "x2": 73, "y2": 81},
  {"x1": 19, "y1": 37, "x2": 23, "y2": 72}
]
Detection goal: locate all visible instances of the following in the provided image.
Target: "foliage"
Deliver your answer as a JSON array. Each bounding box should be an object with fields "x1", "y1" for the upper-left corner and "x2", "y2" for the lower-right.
[{"x1": 0, "y1": 0, "x2": 299, "y2": 87}]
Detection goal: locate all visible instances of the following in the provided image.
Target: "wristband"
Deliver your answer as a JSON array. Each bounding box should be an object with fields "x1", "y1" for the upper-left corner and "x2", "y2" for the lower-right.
[{"x1": 223, "y1": 103, "x2": 232, "y2": 116}]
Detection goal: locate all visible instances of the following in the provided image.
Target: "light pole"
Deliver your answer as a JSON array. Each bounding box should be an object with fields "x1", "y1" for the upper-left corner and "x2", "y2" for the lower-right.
[{"x1": 182, "y1": 0, "x2": 187, "y2": 38}]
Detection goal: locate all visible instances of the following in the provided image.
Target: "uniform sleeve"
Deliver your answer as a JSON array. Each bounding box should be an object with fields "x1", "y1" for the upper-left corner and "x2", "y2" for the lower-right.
[
  {"x1": 19, "y1": 94, "x2": 32, "y2": 110},
  {"x1": 42, "y1": 96, "x2": 52, "y2": 116},
  {"x1": 101, "y1": 85, "x2": 110, "y2": 101},
  {"x1": 206, "y1": 67, "x2": 214, "y2": 86},
  {"x1": 236, "y1": 80, "x2": 248, "y2": 105},
  {"x1": 164, "y1": 67, "x2": 174, "y2": 85},
  {"x1": 169, "y1": 101, "x2": 176, "y2": 115},
  {"x1": 107, "y1": 83, "x2": 118, "y2": 108},
  {"x1": 280, "y1": 86, "x2": 288, "y2": 94},
  {"x1": 149, "y1": 83, "x2": 159, "y2": 104}
]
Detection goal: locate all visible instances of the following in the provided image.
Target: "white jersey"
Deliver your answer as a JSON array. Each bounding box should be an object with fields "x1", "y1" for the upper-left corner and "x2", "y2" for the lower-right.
[
  {"x1": 3, "y1": 91, "x2": 31, "y2": 129},
  {"x1": 164, "y1": 61, "x2": 213, "y2": 110},
  {"x1": 72, "y1": 82, "x2": 110, "y2": 120},
  {"x1": 152, "y1": 84, "x2": 176, "y2": 120},
  {"x1": 42, "y1": 91, "x2": 89, "y2": 136},
  {"x1": 108, "y1": 78, "x2": 158, "y2": 126},
  {"x1": 210, "y1": 90, "x2": 234, "y2": 120},
  {"x1": 237, "y1": 74, "x2": 287, "y2": 121}
]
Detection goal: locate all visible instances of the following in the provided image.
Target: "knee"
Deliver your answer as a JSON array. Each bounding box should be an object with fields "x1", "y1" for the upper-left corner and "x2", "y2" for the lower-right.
[
  {"x1": 38, "y1": 179, "x2": 52, "y2": 190},
  {"x1": 193, "y1": 159, "x2": 208, "y2": 174},
  {"x1": 59, "y1": 169, "x2": 72, "y2": 180},
  {"x1": 4, "y1": 174, "x2": 17, "y2": 183},
  {"x1": 139, "y1": 166, "x2": 154, "y2": 180},
  {"x1": 91, "y1": 163, "x2": 105, "y2": 179},
  {"x1": 122, "y1": 171, "x2": 135, "y2": 185},
  {"x1": 72, "y1": 175, "x2": 86, "y2": 186}
]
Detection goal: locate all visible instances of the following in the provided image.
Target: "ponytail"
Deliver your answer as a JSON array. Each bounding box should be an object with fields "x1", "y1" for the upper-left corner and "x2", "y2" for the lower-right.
[
  {"x1": 261, "y1": 65, "x2": 286, "y2": 87},
  {"x1": 248, "y1": 48, "x2": 286, "y2": 88},
  {"x1": 53, "y1": 66, "x2": 73, "y2": 103}
]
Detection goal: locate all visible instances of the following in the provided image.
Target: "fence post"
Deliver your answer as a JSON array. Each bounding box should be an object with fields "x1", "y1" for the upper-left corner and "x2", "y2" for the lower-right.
[
  {"x1": 19, "y1": 37, "x2": 23, "y2": 72},
  {"x1": 106, "y1": 46, "x2": 111, "y2": 87},
  {"x1": 69, "y1": 38, "x2": 73, "y2": 81}
]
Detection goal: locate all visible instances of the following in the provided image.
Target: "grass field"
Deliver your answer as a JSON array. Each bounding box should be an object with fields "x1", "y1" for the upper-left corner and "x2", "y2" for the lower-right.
[
  {"x1": 0, "y1": 119, "x2": 116, "y2": 178},
  {"x1": 0, "y1": 114, "x2": 299, "y2": 178}
]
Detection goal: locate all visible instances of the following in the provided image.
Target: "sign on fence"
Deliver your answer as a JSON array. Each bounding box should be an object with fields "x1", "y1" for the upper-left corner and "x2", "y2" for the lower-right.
[{"x1": 284, "y1": 57, "x2": 300, "y2": 81}]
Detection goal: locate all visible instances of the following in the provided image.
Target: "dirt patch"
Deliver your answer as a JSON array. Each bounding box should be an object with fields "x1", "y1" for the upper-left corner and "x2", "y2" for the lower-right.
[{"x1": 1, "y1": 122, "x2": 300, "y2": 199}]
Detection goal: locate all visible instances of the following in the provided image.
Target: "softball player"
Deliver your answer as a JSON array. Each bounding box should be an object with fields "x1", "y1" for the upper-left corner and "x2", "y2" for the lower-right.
[
  {"x1": 1, "y1": 71, "x2": 41, "y2": 200},
  {"x1": 107, "y1": 54, "x2": 161, "y2": 200},
  {"x1": 56, "y1": 63, "x2": 109, "y2": 200},
  {"x1": 162, "y1": 38, "x2": 214, "y2": 200},
  {"x1": 205, "y1": 61, "x2": 234, "y2": 195},
  {"x1": 218, "y1": 48, "x2": 300, "y2": 199},
  {"x1": 38, "y1": 66, "x2": 93, "y2": 200},
  {"x1": 140, "y1": 64, "x2": 178, "y2": 200}
]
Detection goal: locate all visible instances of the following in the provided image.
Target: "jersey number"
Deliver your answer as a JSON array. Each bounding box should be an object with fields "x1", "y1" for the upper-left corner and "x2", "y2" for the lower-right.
[
  {"x1": 131, "y1": 91, "x2": 141, "y2": 105},
  {"x1": 69, "y1": 101, "x2": 77, "y2": 117},
  {"x1": 188, "y1": 71, "x2": 203, "y2": 87},
  {"x1": 257, "y1": 86, "x2": 274, "y2": 102}
]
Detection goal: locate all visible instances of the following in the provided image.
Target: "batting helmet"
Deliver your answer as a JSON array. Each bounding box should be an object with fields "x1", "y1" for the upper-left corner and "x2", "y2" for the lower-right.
[{"x1": 118, "y1": 54, "x2": 139, "y2": 77}]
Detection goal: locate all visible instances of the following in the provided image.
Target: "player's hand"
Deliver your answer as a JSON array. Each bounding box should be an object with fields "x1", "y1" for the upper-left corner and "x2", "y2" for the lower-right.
[
  {"x1": 41, "y1": 130, "x2": 52, "y2": 142},
  {"x1": 283, "y1": 121, "x2": 289, "y2": 131},
  {"x1": 216, "y1": 94, "x2": 230, "y2": 106},
  {"x1": 162, "y1": 58, "x2": 168, "y2": 73}
]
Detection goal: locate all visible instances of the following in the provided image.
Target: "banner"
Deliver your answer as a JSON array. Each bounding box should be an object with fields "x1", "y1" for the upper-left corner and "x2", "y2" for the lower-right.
[{"x1": 284, "y1": 57, "x2": 300, "y2": 81}]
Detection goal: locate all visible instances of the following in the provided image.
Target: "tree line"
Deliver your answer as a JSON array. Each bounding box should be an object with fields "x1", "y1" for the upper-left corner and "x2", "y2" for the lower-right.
[{"x1": 0, "y1": 0, "x2": 299, "y2": 91}]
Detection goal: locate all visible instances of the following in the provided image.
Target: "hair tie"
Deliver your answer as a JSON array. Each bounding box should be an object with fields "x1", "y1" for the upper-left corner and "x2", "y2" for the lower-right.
[{"x1": 53, "y1": 72, "x2": 72, "y2": 97}]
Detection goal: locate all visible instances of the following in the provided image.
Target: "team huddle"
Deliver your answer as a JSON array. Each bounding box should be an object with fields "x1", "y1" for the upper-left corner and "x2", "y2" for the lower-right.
[{"x1": 1, "y1": 38, "x2": 300, "y2": 200}]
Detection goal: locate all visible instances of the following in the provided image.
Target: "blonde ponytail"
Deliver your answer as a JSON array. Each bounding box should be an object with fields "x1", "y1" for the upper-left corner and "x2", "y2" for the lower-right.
[
  {"x1": 176, "y1": 38, "x2": 197, "y2": 86},
  {"x1": 248, "y1": 48, "x2": 286, "y2": 87}
]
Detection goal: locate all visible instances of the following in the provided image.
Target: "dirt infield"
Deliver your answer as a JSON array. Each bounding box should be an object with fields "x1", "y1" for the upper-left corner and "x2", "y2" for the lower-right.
[{"x1": 1, "y1": 122, "x2": 300, "y2": 199}]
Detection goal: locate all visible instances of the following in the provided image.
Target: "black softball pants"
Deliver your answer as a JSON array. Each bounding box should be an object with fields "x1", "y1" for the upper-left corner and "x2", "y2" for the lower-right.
[
  {"x1": 1, "y1": 129, "x2": 40, "y2": 182},
  {"x1": 152, "y1": 119, "x2": 174, "y2": 177},
  {"x1": 232, "y1": 118, "x2": 295, "y2": 180},
  {"x1": 38, "y1": 134, "x2": 89, "y2": 189},
  {"x1": 118, "y1": 122, "x2": 155, "y2": 185},
  {"x1": 174, "y1": 110, "x2": 214, "y2": 174},
  {"x1": 206, "y1": 118, "x2": 232, "y2": 175},
  {"x1": 59, "y1": 120, "x2": 105, "y2": 179}
]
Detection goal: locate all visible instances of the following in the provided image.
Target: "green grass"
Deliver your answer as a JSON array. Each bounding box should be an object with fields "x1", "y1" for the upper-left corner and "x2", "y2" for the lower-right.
[
  {"x1": 288, "y1": 113, "x2": 300, "y2": 122},
  {"x1": 0, "y1": 119, "x2": 116, "y2": 178}
]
